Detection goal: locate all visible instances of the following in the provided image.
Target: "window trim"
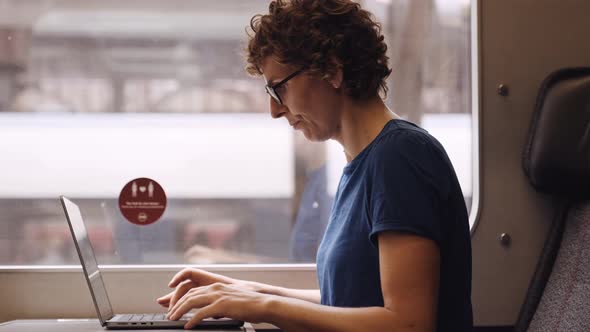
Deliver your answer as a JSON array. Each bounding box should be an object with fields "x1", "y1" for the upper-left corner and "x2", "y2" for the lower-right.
[
  {"x1": 468, "y1": 0, "x2": 483, "y2": 235},
  {"x1": 0, "y1": 264, "x2": 317, "y2": 272}
]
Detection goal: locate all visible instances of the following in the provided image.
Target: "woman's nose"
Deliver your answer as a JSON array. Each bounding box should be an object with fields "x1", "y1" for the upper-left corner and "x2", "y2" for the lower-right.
[{"x1": 269, "y1": 97, "x2": 287, "y2": 119}]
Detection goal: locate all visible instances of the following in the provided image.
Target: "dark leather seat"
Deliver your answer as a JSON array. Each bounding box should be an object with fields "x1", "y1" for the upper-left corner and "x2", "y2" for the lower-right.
[{"x1": 516, "y1": 67, "x2": 590, "y2": 332}]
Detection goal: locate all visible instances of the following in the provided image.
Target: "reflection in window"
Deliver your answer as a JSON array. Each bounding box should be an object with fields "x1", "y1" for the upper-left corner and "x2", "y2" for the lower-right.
[{"x1": 0, "y1": 0, "x2": 472, "y2": 265}]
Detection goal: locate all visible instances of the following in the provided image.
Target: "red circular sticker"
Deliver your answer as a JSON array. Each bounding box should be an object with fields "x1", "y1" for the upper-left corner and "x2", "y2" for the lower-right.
[{"x1": 118, "y1": 178, "x2": 167, "y2": 226}]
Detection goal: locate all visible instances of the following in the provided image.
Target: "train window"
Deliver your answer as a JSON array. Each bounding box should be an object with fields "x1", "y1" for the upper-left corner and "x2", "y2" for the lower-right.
[{"x1": 0, "y1": 0, "x2": 473, "y2": 266}]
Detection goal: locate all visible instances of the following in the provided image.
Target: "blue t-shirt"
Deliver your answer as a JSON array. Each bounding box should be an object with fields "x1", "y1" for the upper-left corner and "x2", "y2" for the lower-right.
[{"x1": 316, "y1": 119, "x2": 473, "y2": 332}]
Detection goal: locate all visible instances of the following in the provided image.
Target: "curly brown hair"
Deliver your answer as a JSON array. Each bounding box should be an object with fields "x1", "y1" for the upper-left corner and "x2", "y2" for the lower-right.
[{"x1": 245, "y1": 0, "x2": 392, "y2": 100}]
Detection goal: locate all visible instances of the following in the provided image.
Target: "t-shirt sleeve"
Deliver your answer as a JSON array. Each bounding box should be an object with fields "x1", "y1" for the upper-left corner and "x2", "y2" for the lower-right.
[{"x1": 368, "y1": 130, "x2": 449, "y2": 248}]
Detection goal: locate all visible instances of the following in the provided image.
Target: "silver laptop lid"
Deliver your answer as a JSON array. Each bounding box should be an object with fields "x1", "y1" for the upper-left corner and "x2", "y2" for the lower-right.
[{"x1": 60, "y1": 196, "x2": 114, "y2": 327}]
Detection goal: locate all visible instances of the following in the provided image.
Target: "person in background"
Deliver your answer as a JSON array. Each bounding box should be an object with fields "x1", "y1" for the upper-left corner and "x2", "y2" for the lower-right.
[
  {"x1": 157, "y1": 1, "x2": 473, "y2": 331},
  {"x1": 289, "y1": 163, "x2": 333, "y2": 262}
]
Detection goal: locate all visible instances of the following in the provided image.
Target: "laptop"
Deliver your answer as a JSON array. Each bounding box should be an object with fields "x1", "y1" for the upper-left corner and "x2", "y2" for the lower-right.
[{"x1": 59, "y1": 196, "x2": 244, "y2": 330}]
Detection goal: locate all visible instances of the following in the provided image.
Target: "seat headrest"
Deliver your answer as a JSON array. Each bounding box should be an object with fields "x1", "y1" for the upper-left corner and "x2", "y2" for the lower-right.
[{"x1": 523, "y1": 67, "x2": 590, "y2": 198}]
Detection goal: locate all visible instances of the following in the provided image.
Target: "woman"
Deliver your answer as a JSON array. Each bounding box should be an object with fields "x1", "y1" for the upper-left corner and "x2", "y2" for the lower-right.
[{"x1": 157, "y1": 1, "x2": 473, "y2": 331}]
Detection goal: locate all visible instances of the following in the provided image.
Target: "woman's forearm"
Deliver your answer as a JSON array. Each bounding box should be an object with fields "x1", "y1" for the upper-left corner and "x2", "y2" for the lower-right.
[
  {"x1": 265, "y1": 296, "x2": 433, "y2": 332},
  {"x1": 246, "y1": 281, "x2": 321, "y2": 304},
  {"x1": 269, "y1": 287, "x2": 321, "y2": 304}
]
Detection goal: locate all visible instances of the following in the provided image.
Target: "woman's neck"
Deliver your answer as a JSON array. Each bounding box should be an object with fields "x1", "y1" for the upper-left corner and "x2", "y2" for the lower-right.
[{"x1": 334, "y1": 96, "x2": 400, "y2": 162}]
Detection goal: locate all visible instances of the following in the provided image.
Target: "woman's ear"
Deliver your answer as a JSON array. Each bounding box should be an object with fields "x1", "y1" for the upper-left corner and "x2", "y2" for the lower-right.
[
  {"x1": 326, "y1": 57, "x2": 344, "y2": 89},
  {"x1": 329, "y1": 66, "x2": 343, "y2": 89}
]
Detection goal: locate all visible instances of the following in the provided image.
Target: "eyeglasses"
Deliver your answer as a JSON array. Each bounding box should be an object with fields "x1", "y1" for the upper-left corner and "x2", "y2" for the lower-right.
[{"x1": 265, "y1": 68, "x2": 305, "y2": 105}]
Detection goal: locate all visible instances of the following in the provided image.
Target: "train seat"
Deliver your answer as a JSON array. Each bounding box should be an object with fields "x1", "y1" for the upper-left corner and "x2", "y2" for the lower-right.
[{"x1": 516, "y1": 67, "x2": 590, "y2": 332}]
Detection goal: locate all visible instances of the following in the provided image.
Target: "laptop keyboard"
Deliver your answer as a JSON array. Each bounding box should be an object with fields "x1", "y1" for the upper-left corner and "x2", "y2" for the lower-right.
[{"x1": 119, "y1": 313, "x2": 193, "y2": 322}]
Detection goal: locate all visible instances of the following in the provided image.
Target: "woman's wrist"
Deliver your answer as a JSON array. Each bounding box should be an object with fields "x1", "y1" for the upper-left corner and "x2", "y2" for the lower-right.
[{"x1": 262, "y1": 294, "x2": 286, "y2": 327}]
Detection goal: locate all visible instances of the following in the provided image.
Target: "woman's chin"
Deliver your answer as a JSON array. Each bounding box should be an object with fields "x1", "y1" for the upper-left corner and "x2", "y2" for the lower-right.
[
  {"x1": 301, "y1": 128, "x2": 329, "y2": 142},
  {"x1": 301, "y1": 128, "x2": 315, "y2": 141}
]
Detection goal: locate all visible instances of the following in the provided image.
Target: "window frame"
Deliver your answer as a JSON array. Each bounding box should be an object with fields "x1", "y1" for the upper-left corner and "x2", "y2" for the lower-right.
[{"x1": 0, "y1": 0, "x2": 482, "y2": 272}]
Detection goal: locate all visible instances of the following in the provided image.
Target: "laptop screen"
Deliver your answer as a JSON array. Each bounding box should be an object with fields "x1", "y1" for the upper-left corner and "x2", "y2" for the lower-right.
[{"x1": 61, "y1": 196, "x2": 114, "y2": 326}]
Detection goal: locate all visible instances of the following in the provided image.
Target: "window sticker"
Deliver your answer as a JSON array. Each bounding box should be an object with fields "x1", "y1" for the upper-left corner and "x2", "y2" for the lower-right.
[{"x1": 118, "y1": 177, "x2": 167, "y2": 226}]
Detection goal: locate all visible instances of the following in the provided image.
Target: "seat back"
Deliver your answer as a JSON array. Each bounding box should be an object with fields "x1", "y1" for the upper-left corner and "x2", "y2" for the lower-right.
[{"x1": 516, "y1": 67, "x2": 590, "y2": 332}]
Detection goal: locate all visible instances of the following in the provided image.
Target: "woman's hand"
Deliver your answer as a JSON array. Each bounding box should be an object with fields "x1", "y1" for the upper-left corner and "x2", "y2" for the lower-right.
[
  {"x1": 166, "y1": 282, "x2": 274, "y2": 329},
  {"x1": 156, "y1": 267, "x2": 238, "y2": 310}
]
